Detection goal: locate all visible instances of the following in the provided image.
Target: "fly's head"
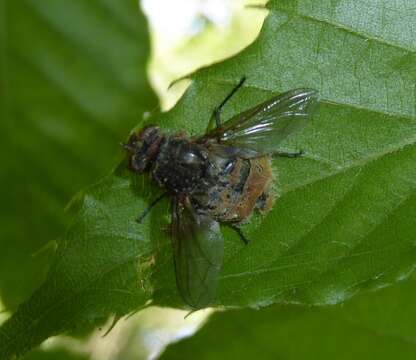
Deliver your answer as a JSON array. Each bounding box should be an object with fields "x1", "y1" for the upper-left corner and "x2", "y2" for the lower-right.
[{"x1": 123, "y1": 126, "x2": 163, "y2": 173}]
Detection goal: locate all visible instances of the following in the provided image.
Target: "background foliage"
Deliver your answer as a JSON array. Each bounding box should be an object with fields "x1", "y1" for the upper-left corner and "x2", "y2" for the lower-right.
[
  {"x1": 1, "y1": 0, "x2": 416, "y2": 359},
  {"x1": 162, "y1": 274, "x2": 416, "y2": 360},
  {"x1": 1, "y1": 0, "x2": 156, "y2": 310},
  {"x1": 0, "y1": 0, "x2": 156, "y2": 358}
]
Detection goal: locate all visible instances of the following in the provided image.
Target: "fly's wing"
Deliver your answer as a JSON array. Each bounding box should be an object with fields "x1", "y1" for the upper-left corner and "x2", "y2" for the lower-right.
[
  {"x1": 206, "y1": 88, "x2": 318, "y2": 157},
  {"x1": 171, "y1": 197, "x2": 224, "y2": 309}
]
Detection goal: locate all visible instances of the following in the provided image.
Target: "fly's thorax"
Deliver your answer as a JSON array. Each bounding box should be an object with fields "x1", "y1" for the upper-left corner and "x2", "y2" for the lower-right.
[{"x1": 151, "y1": 136, "x2": 212, "y2": 194}]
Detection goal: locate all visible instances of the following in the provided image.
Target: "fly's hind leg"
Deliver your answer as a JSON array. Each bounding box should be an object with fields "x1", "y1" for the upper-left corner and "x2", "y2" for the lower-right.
[
  {"x1": 228, "y1": 224, "x2": 249, "y2": 245},
  {"x1": 212, "y1": 77, "x2": 246, "y2": 129},
  {"x1": 274, "y1": 150, "x2": 304, "y2": 158}
]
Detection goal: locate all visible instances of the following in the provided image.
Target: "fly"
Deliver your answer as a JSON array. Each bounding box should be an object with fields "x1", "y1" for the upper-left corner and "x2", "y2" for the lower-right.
[{"x1": 124, "y1": 77, "x2": 319, "y2": 308}]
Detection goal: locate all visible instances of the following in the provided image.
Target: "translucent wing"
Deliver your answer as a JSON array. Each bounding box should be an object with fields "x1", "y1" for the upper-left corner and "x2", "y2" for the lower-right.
[
  {"x1": 171, "y1": 197, "x2": 224, "y2": 308},
  {"x1": 205, "y1": 88, "x2": 318, "y2": 156}
]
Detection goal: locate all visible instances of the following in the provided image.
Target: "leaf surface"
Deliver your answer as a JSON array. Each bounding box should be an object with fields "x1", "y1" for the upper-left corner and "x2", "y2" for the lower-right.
[
  {"x1": 1, "y1": 0, "x2": 416, "y2": 357},
  {"x1": 161, "y1": 276, "x2": 416, "y2": 360}
]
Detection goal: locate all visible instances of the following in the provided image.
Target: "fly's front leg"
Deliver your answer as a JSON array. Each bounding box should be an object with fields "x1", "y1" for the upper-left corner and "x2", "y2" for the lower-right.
[
  {"x1": 136, "y1": 192, "x2": 167, "y2": 224},
  {"x1": 212, "y1": 77, "x2": 246, "y2": 129},
  {"x1": 214, "y1": 108, "x2": 222, "y2": 129}
]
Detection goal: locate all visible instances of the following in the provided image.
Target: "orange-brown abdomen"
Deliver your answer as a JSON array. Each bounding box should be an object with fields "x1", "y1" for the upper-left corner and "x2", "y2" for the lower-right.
[{"x1": 214, "y1": 156, "x2": 274, "y2": 223}]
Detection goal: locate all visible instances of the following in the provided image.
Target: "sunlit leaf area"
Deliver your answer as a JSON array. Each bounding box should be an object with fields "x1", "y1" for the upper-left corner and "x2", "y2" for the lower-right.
[{"x1": 1, "y1": 0, "x2": 416, "y2": 359}]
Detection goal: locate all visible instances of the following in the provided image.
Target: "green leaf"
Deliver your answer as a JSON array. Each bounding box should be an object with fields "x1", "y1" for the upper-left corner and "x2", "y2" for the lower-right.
[
  {"x1": 151, "y1": 0, "x2": 416, "y2": 306},
  {"x1": 161, "y1": 276, "x2": 416, "y2": 360},
  {"x1": 0, "y1": 0, "x2": 157, "y2": 309},
  {"x1": 23, "y1": 348, "x2": 88, "y2": 360},
  {"x1": 2, "y1": 0, "x2": 416, "y2": 357}
]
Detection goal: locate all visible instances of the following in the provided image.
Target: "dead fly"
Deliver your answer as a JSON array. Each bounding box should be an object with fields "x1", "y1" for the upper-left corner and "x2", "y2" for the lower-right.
[{"x1": 124, "y1": 78, "x2": 319, "y2": 308}]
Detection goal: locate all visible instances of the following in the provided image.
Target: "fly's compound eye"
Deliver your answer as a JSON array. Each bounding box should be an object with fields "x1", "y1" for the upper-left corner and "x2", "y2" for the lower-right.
[
  {"x1": 131, "y1": 140, "x2": 143, "y2": 149},
  {"x1": 124, "y1": 137, "x2": 143, "y2": 153},
  {"x1": 130, "y1": 153, "x2": 148, "y2": 172}
]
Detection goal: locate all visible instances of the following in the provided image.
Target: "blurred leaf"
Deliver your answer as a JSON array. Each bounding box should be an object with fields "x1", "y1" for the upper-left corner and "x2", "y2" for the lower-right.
[
  {"x1": 2, "y1": 0, "x2": 416, "y2": 358},
  {"x1": 23, "y1": 347, "x2": 89, "y2": 360},
  {"x1": 0, "y1": 0, "x2": 157, "y2": 309},
  {"x1": 161, "y1": 276, "x2": 416, "y2": 360}
]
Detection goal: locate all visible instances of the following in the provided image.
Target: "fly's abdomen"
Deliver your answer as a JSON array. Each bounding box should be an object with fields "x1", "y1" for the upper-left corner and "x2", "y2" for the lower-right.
[{"x1": 201, "y1": 157, "x2": 273, "y2": 223}]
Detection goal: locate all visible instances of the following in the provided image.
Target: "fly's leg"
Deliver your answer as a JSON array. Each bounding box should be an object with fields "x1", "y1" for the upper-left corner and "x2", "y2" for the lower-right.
[
  {"x1": 136, "y1": 192, "x2": 167, "y2": 224},
  {"x1": 275, "y1": 150, "x2": 304, "y2": 158},
  {"x1": 213, "y1": 77, "x2": 246, "y2": 128},
  {"x1": 229, "y1": 224, "x2": 249, "y2": 245}
]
